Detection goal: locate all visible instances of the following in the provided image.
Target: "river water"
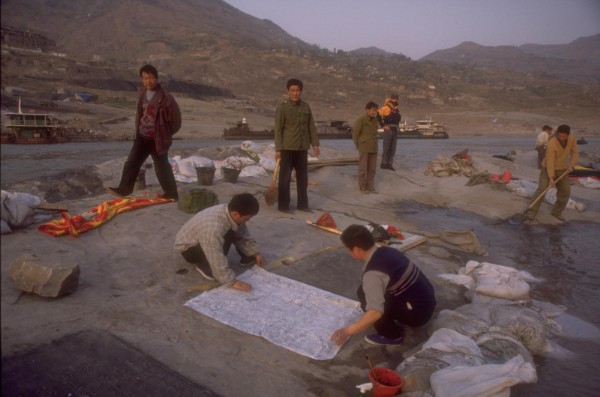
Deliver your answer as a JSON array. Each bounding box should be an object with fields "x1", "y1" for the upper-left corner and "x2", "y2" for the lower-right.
[{"x1": 2, "y1": 136, "x2": 599, "y2": 395}]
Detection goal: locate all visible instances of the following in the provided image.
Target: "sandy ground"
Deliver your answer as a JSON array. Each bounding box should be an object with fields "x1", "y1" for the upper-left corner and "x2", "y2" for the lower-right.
[{"x1": 2, "y1": 134, "x2": 599, "y2": 396}]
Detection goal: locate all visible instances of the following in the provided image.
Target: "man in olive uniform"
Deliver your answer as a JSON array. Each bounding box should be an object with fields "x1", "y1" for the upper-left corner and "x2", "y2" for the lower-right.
[
  {"x1": 274, "y1": 78, "x2": 320, "y2": 213},
  {"x1": 353, "y1": 101, "x2": 379, "y2": 194}
]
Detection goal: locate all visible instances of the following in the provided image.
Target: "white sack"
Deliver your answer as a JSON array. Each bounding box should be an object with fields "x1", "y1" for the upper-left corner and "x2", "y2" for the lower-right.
[
  {"x1": 259, "y1": 157, "x2": 276, "y2": 172},
  {"x1": 577, "y1": 176, "x2": 600, "y2": 189},
  {"x1": 1, "y1": 190, "x2": 42, "y2": 233},
  {"x1": 173, "y1": 155, "x2": 214, "y2": 178},
  {"x1": 422, "y1": 328, "x2": 482, "y2": 357},
  {"x1": 240, "y1": 140, "x2": 262, "y2": 154},
  {"x1": 430, "y1": 355, "x2": 537, "y2": 397},
  {"x1": 240, "y1": 165, "x2": 267, "y2": 178}
]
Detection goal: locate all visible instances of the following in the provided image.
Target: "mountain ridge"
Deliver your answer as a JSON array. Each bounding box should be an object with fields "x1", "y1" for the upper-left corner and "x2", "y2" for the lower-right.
[{"x1": 1, "y1": 0, "x2": 599, "y2": 128}]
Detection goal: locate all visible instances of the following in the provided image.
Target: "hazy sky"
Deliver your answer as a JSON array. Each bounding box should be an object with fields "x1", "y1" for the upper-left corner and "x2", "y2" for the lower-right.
[{"x1": 224, "y1": 0, "x2": 600, "y2": 59}]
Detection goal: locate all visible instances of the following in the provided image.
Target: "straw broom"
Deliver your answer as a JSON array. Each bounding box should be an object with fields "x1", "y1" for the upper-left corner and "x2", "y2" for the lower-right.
[{"x1": 265, "y1": 158, "x2": 280, "y2": 206}]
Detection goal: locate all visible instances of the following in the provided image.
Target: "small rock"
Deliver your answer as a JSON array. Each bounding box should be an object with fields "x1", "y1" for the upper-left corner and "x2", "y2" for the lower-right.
[{"x1": 9, "y1": 253, "x2": 80, "y2": 298}]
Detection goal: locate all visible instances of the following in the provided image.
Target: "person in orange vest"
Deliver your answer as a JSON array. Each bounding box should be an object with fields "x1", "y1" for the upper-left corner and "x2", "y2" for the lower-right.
[{"x1": 376, "y1": 94, "x2": 401, "y2": 171}]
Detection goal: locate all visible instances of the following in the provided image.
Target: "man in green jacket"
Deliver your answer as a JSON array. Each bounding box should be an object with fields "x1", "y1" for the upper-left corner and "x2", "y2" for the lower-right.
[
  {"x1": 353, "y1": 101, "x2": 379, "y2": 194},
  {"x1": 274, "y1": 78, "x2": 320, "y2": 213}
]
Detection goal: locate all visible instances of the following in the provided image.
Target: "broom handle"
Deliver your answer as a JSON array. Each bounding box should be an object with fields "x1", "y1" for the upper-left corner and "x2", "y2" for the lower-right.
[
  {"x1": 527, "y1": 169, "x2": 570, "y2": 210},
  {"x1": 272, "y1": 158, "x2": 280, "y2": 185}
]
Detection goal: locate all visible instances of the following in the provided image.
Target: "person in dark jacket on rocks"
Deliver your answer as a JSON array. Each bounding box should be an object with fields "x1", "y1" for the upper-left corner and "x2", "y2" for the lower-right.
[
  {"x1": 331, "y1": 224, "x2": 436, "y2": 346},
  {"x1": 353, "y1": 101, "x2": 379, "y2": 194},
  {"x1": 109, "y1": 64, "x2": 181, "y2": 200}
]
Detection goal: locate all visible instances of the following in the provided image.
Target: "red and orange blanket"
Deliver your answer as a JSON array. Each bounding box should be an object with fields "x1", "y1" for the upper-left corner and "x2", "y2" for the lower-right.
[{"x1": 38, "y1": 196, "x2": 173, "y2": 237}]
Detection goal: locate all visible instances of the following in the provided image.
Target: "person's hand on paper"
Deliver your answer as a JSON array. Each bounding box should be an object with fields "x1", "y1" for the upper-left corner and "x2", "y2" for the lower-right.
[
  {"x1": 330, "y1": 327, "x2": 350, "y2": 345},
  {"x1": 255, "y1": 254, "x2": 264, "y2": 267},
  {"x1": 232, "y1": 280, "x2": 252, "y2": 292}
]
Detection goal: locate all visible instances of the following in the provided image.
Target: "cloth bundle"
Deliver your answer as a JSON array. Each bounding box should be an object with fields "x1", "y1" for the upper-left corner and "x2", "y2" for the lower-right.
[{"x1": 38, "y1": 196, "x2": 173, "y2": 237}]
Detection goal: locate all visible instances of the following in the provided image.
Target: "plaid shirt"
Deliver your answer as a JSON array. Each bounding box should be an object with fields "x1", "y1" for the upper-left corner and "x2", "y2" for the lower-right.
[{"x1": 174, "y1": 204, "x2": 259, "y2": 284}]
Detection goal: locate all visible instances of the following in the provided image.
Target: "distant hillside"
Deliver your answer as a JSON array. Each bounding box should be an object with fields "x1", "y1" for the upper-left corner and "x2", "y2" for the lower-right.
[
  {"x1": 420, "y1": 36, "x2": 600, "y2": 84},
  {"x1": 1, "y1": 0, "x2": 599, "y2": 126},
  {"x1": 0, "y1": 0, "x2": 309, "y2": 63},
  {"x1": 520, "y1": 34, "x2": 600, "y2": 65}
]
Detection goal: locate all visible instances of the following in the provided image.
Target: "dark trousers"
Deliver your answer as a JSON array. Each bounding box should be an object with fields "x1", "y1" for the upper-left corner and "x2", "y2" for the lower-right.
[
  {"x1": 536, "y1": 146, "x2": 546, "y2": 169},
  {"x1": 180, "y1": 230, "x2": 254, "y2": 266},
  {"x1": 381, "y1": 127, "x2": 397, "y2": 167},
  {"x1": 278, "y1": 150, "x2": 309, "y2": 211},
  {"x1": 358, "y1": 285, "x2": 436, "y2": 339},
  {"x1": 117, "y1": 135, "x2": 178, "y2": 198}
]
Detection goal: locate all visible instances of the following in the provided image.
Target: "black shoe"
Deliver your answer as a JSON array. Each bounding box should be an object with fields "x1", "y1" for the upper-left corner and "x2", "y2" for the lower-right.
[
  {"x1": 160, "y1": 192, "x2": 179, "y2": 201},
  {"x1": 107, "y1": 187, "x2": 131, "y2": 197},
  {"x1": 240, "y1": 257, "x2": 257, "y2": 267},
  {"x1": 388, "y1": 166, "x2": 396, "y2": 171},
  {"x1": 364, "y1": 334, "x2": 403, "y2": 346},
  {"x1": 195, "y1": 263, "x2": 215, "y2": 281}
]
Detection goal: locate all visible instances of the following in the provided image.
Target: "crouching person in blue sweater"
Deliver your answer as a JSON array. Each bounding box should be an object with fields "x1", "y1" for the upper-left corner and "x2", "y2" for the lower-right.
[{"x1": 331, "y1": 224, "x2": 436, "y2": 346}]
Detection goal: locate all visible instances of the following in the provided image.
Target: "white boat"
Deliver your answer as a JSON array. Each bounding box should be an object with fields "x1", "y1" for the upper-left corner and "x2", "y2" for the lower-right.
[{"x1": 378, "y1": 118, "x2": 449, "y2": 139}]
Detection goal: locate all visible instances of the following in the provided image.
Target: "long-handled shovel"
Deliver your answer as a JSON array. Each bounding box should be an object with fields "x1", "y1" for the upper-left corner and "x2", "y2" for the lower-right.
[
  {"x1": 510, "y1": 169, "x2": 571, "y2": 224},
  {"x1": 525, "y1": 169, "x2": 571, "y2": 212}
]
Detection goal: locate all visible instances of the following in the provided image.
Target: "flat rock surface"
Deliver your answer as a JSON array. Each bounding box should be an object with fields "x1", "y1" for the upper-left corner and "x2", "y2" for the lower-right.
[{"x1": 1, "y1": 143, "x2": 598, "y2": 396}]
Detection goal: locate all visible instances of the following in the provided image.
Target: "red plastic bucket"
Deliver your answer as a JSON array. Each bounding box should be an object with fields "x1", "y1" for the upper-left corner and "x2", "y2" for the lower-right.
[{"x1": 369, "y1": 368, "x2": 403, "y2": 397}]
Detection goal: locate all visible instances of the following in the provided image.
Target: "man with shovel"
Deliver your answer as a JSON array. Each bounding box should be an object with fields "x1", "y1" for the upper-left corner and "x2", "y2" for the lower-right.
[{"x1": 525, "y1": 124, "x2": 578, "y2": 224}]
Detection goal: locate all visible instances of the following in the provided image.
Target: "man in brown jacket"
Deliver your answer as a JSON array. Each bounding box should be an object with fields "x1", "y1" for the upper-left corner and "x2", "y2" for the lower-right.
[
  {"x1": 353, "y1": 101, "x2": 379, "y2": 194},
  {"x1": 525, "y1": 124, "x2": 579, "y2": 223},
  {"x1": 109, "y1": 64, "x2": 181, "y2": 200}
]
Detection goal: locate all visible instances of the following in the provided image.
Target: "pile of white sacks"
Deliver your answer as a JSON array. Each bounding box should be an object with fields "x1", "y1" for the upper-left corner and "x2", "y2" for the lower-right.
[
  {"x1": 395, "y1": 260, "x2": 597, "y2": 397},
  {"x1": 170, "y1": 141, "x2": 276, "y2": 183}
]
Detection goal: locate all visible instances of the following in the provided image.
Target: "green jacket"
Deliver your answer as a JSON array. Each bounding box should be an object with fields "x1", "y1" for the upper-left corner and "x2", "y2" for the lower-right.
[
  {"x1": 353, "y1": 113, "x2": 378, "y2": 153},
  {"x1": 274, "y1": 99, "x2": 319, "y2": 151}
]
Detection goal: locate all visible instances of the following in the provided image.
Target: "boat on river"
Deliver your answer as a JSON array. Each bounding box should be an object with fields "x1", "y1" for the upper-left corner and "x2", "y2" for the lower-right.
[
  {"x1": 1, "y1": 111, "x2": 70, "y2": 144},
  {"x1": 223, "y1": 118, "x2": 353, "y2": 140},
  {"x1": 222, "y1": 119, "x2": 274, "y2": 140},
  {"x1": 397, "y1": 118, "x2": 449, "y2": 139},
  {"x1": 314, "y1": 120, "x2": 352, "y2": 139}
]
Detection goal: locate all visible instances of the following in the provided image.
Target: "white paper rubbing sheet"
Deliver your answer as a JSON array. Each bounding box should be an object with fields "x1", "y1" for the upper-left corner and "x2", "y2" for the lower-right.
[{"x1": 185, "y1": 267, "x2": 363, "y2": 360}]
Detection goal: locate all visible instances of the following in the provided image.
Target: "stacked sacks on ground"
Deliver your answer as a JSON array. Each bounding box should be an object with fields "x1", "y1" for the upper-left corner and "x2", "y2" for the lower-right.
[
  {"x1": 171, "y1": 141, "x2": 274, "y2": 183},
  {"x1": 396, "y1": 260, "x2": 573, "y2": 396}
]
